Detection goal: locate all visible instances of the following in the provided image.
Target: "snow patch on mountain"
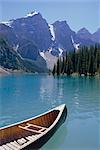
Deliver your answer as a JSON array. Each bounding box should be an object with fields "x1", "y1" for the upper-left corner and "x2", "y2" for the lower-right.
[
  {"x1": 71, "y1": 36, "x2": 80, "y2": 51},
  {"x1": 49, "y1": 24, "x2": 55, "y2": 41},
  {"x1": 48, "y1": 47, "x2": 53, "y2": 53},
  {"x1": 1, "y1": 21, "x2": 13, "y2": 27},
  {"x1": 58, "y1": 48, "x2": 63, "y2": 56},
  {"x1": 25, "y1": 11, "x2": 39, "y2": 17},
  {"x1": 13, "y1": 44, "x2": 19, "y2": 52},
  {"x1": 39, "y1": 51, "x2": 47, "y2": 60}
]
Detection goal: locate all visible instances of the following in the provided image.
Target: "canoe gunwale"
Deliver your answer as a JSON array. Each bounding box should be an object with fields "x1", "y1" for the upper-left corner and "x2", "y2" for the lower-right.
[{"x1": 0, "y1": 104, "x2": 65, "y2": 130}]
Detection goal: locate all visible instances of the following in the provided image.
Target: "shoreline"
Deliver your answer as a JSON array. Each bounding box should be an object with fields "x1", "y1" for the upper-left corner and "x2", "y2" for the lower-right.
[
  {"x1": 52, "y1": 72, "x2": 100, "y2": 78},
  {"x1": 0, "y1": 67, "x2": 99, "y2": 78},
  {"x1": 0, "y1": 67, "x2": 26, "y2": 75},
  {"x1": 0, "y1": 67, "x2": 10, "y2": 75}
]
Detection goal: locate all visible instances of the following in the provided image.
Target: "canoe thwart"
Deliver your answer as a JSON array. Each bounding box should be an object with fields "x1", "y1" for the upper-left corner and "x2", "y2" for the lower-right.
[
  {"x1": 18, "y1": 125, "x2": 42, "y2": 134},
  {"x1": 27, "y1": 123, "x2": 47, "y2": 130}
]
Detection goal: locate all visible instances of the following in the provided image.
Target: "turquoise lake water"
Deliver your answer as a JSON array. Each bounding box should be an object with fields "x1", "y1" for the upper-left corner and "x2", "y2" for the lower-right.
[{"x1": 0, "y1": 74, "x2": 100, "y2": 150}]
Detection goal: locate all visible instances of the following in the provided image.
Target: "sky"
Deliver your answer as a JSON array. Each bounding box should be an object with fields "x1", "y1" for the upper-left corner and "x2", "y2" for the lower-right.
[{"x1": 0, "y1": 0, "x2": 99, "y2": 33}]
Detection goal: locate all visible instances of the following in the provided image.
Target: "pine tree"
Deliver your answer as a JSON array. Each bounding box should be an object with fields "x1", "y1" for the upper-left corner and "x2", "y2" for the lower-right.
[
  {"x1": 72, "y1": 49, "x2": 76, "y2": 72},
  {"x1": 52, "y1": 64, "x2": 56, "y2": 76},
  {"x1": 81, "y1": 47, "x2": 87, "y2": 75},
  {"x1": 66, "y1": 53, "x2": 73, "y2": 75},
  {"x1": 88, "y1": 46, "x2": 95, "y2": 76},
  {"x1": 64, "y1": 51, "x2": 67, "y2": 74},
  {"x1": 84, "y1": 46, "x2": 88, "y2": 76},
  {"x1": 57, "y1": 58, "x2": 60, "y2": 76},
  {"x1": 61, "y1": 56, "x2": 65, "y2": 74},
  {"x1": 53, "y1": 44, "x2": 100, "y2": 76},
  {"x1": 77, "y1": 50, "x2": 82, "y2": 75},
  {"x1": 95, "y1": 45, "x2": 100, "y2": 73}
]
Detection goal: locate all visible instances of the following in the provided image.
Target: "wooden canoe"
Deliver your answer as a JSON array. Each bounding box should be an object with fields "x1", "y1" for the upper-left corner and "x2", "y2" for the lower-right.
[{"x1": 0, "y1": 104, "x2": 67, "y2": 150}]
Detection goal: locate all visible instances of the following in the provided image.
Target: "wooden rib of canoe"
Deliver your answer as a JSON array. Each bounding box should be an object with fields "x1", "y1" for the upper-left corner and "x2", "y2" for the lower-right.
[{"x1": 0, "y1": 104, "x2": 67, "y2": 150}]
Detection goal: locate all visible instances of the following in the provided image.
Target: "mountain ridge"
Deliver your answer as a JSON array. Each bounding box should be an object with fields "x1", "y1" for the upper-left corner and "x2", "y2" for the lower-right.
[
  {"x1": 0, "y1": 11, "x2": 99, "y2": 52},
  {"x1": 0, "y1": 11, "x2": 99, "y2": 72}
]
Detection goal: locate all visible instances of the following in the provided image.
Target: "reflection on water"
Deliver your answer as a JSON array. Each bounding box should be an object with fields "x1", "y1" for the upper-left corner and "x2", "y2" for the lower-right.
[
  {"x1": 0, "y1": 75, "x2": 100, "y2": 150},
  {"x1": 42, "y1": 124, "x2": 67, "y2": 150},
  {"x1": 39, "y1": 76, "x2": 63, "y2": 107}
]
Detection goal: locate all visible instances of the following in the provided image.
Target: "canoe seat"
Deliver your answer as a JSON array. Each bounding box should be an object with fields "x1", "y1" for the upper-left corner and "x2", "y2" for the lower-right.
[
  {"x1": 18, "y1": 125, "x2": 42, "y2": 134},
  {"x1": 18, "y1": 123, "x2": 47, "y2": 134},
  {"x1": 27, "y1": 123, "x2": 47, "y2": 132}
]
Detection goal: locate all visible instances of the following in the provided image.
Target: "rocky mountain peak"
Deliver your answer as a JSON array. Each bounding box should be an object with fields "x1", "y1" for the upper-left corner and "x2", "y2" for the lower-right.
[
  {"x1": 77, "y1": 27, "x2": 91, "y2": 34},
  {"x1": 77, "y1": 27, "x2": 92, "y2": 39},
  {"x1": 25, "y1": 11, "x2": 39, "y2": 17}
]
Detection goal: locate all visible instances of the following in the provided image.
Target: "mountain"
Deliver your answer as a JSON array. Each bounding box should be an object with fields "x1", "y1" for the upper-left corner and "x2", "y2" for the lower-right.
[
  {"x1": 12, "y1": 12, "x2": 52, "y2": 50},
  {"x1": 0, "y1": 37, "x2": 48, "y2": 73},
  {"x1": 0, "y1": 12, "x2": 99, "y2": 53},
  {"x1": 53, "y1": 21, "x2": 80, "y2": 51},
  {"x1": 77, "y1": 28, "x2": 92, "y2": 39},
  {"x1": 17, "y1": 39, "x2": 38, "y2": 60},
  {"x1": 0, "y1": 11, "x2": 99, "y2": 72},
  {"x1": 76, "y1": 28, "x2": 93, "y2": 46},
  {"x1": 0, "y1": 11, "x2": 52, "y2": 60},
  {"x1": 92, "y1": 28, "x2": 100, "y2": 43},
  {"x1": 76, "y1": 28, "x2": 100, "y2": 46},
  {"x1": 0, "y1": 24, "x2": 18, "y2": 45}
]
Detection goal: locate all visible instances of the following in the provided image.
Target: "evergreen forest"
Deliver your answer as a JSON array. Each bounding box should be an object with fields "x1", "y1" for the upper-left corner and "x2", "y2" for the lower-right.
[{"x1": 52, "y1": 45, "x2": 100, "y2": 76}]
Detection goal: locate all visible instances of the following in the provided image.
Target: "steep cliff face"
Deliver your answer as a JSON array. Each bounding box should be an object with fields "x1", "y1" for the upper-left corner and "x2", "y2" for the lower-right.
[
  {"x1": 17, "y1": 39, "x2": 39, "y2": 60},
  {"x1": 76, "y1": 28, "x2": 95, "y2": 46},
  {"x1": 0, "y1": 24, "x2": 18, "y2": 45},
  {"x1": 0, "y1": 38, "x2": 24, "y2": 70},
  {"x1": 53, "y1": 21, "x2": 78, "y2": 51},
  {"x1": 11, "y1": 12, "x2": 52, "y2": 51},
  {"x1": 0, "y1": 38, "x2": 48, "y2": 73},
  {"x1": 0, "y1": 12, "x2": 52, "y2": 60}
]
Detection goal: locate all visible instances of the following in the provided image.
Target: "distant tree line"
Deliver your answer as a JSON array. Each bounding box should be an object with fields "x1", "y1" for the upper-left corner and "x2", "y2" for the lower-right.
[{"x1": 52, "y1": 45, "x2": 100, "y2": 76}]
